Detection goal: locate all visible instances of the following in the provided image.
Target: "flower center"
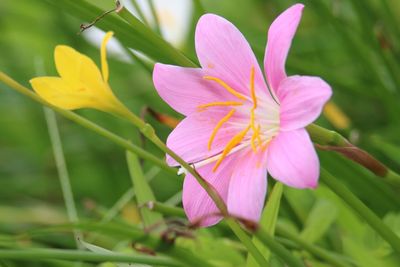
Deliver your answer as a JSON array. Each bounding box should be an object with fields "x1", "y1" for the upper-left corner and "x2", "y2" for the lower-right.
[{"x1": 197, "y1": 67, "x2": 280, "y2": 172}]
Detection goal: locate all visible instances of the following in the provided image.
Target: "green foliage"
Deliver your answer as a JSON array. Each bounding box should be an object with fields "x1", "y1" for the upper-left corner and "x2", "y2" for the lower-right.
[{"x1": 1, "y1": 0, "x2": 400, "y2": 266}]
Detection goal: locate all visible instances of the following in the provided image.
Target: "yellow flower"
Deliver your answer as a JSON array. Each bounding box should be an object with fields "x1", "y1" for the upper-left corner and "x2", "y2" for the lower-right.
[{"x1": 30, "y1": 32, "x2": 125, "y2": 114}]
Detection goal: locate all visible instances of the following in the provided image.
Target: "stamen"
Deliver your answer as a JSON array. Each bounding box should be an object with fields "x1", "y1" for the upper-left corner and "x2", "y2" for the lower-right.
[
  {"x1": 213, "y1": 125, "x2": 251, "y2": 172},
  {"x1": 249, "y1": 67, "x2": 257, "y2": 107},
  {"x1": 249, "y1": 66, "x2": 260, "y2": 150},
  {"x1": 208, "y1": 109, "x2": 236, "y2": 150},
  {"x1": 197, "y1": 101, "x2": 242, "y2": 110},
  {"x1": 204, "y1": 76, "x2": 247, "y2": 100}
]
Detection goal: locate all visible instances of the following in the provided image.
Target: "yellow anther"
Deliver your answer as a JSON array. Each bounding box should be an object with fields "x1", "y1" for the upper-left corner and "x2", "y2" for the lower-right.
[
  {"x1": 208, "y1": 109, "x2": 236, "y2": 150},
  {"x1": 204, "y1": 76, "x2": 247, "y2": 100},
  {"x1": 249, "y1": 67, "x2": 257, "y2": 108},
  {"x1": 249, "y1": 66, "x2": 261, "y2": 151},
  {"x1": 213, "y1": 125, "x2": 251, "y2": 172},
  {"x1": 197, "y1": 101, "x2": 243, "y2": 110}
]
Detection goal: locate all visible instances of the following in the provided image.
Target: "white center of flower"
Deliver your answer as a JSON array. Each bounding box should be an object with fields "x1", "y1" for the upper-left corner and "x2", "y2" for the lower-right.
[{"x1": 178, "y1": 67, "x2": 280, "y2": 175}]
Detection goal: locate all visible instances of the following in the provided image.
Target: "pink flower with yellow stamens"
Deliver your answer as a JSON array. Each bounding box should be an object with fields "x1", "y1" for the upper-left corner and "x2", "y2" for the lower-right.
[{"x1": 153, "y1": 4, "x2": 332, "y2": 226}]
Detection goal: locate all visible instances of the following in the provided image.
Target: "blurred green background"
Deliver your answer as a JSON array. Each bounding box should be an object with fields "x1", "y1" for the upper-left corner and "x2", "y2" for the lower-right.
[{"x1": 1, "y1": 0, "x2": 400, "y2": 266}]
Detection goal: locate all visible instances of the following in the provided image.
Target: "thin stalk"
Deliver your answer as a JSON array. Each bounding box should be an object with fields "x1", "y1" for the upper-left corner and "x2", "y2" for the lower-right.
[
  {"x1": 321, "y1": 168, "x2": 400, "y2": 253},
  {"x1": 102, "y1": 167, "x2": 159, "y2": 223},
  {"x1": 44, "y1": 108, "x2": 83, "y2": 249},
  {"x1": 0, "y1": 72, "x2": 175, "y2": 175},
  {"x1": 113, "y1": 101, "x2": 270, "y2": 266},
  {"x1": 307, "y1": 124, "x2": 400, "y2": 186},
  {"x1": 165, "y1": 190, "x2": 183, "y2": 206},
  {"x1": 0, "y1": 249, "x2": 182, "y2": 266},
  {"x1": 276, "y1": 225, "x2": 353, "y2": 267},
  {"x1": 0, "y1": 72, "x2": 268, "y2": 266},
  {"x1": 148, "y1": 0, "x2": 162, "y2": 36}
]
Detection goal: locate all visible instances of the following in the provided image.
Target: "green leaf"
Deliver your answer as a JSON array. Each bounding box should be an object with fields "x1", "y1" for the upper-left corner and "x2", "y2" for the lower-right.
[
  {"x1": 126, "y1": 151, "x2": 163, "y2": 228},
  {"x1": 246, "y1": 182, "x2": 283, "y2": 267},
  {"x1": 47, "y1": 0, "x2": 196, "y2": 67},
  {"x1": 300, "y1": 199, "x2": 337, "y2": 244}
]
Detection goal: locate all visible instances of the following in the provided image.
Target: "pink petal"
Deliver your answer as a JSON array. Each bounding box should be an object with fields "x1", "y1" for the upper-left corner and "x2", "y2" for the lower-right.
[
  {"x1": 195, "y1": 14, "x2": 269, "y2": 98},
  {"x1": 278, "y1": 75, "x2": 332, "y2": 131},
  {"x1": 166, "y1": 108, "x2": 242, "y2": 166},
  {"x1": 153, "y1": 63, "x2": 236, "y2": 116},
  {"x1": 267, "y1": 129, "x2": 319, "y2": 189},
  {"x1": 183, "y1": 153, "x2": 238, "y2": 227},
  {"x1": 264, "y1": 4, "x2": 304, "y2": 93},
  {"x1": 227, "y1": 149, "x2": 268, "y2": 222}
]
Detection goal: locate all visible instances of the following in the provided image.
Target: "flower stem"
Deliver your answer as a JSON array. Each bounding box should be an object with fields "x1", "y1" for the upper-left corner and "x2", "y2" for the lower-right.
[
  {"x1": 320, "y1": 168, "x2": 400, "y2": 253},
  {"x1": 0, "y1": 71, "x2": 269, "y2": 267},
  {"x1": 307, "y1": 124, "x2": 400, "y2": 186},
  {"x1": 0, "y1": 249, "x2": 182, "y2": 266},
  {"x1": 43, "y1": 108, "x2": 83, "y2": 249},
  {"x1": 0, "y1": 71, "x2": 174, "y2": 176}
]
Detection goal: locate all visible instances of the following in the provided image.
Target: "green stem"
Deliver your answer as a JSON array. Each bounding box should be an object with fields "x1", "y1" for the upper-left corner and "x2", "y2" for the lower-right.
[
  {"x1": 321, "y1": 168, "x2": 400, "y2": 253},
  {"x1": 0, "y1": 72, "x2": 175, "y2": 176},
  {"x1": 306, "y1": 124, "x2": 349, "y2": 146},
  {"x1": 276, "y1": 225, "x2": 353, "y2": 267},
  {"x1": 0, "y1": 249, "x2": 182, "y2": 266},
  {"x1": 43, "y1": 108, "x2": 83, "y2": 249},
  {"x1": 307, "y1": 124, "x2": 400, "y2": 186},
  {"x1": 102, "y1": 167, "x2": 159, "y2": 223},
  {"x1": 254, "y1": 229, "x2": 306, "y2": 267},
  {"x1": 0, "y1": 71, "x2": 268, "y2": 266}
]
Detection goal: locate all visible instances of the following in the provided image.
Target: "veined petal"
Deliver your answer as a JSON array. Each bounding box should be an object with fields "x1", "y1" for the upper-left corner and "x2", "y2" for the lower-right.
[
  {"x1": 183, "y1": 152, "x2": 237, "y2": 227},
  {"x1": 54, "y1": 45, "x2": 103, "y2": 89},
  {"x1": 30, "y1": 77, "x2": 96, "y2": 110},
  {"x1": 227, "y1": 148, "x2": 268, "y2": 222},
  {"x1": 195, "y1": 14, "x2": 269, "y2": 98},
  {"x1": 278, "y1": 75, "x2": 332, "y2": 131},
  {"x1": 166, "y1": 108, "x2": 243, "y2": 166},
  {"x1": 153, "y1": 63, "x2": 237, "y2": 116},
  {"x1": 264, "y1": 4, "x2": 304, "y2": 93},
  {"x1": 267, "y1": 129, "x2": 319, "y2": 189}
]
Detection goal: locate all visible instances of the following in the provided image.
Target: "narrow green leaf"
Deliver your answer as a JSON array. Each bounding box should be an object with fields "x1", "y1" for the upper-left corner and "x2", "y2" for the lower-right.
[
  {"x1": 246, "y1": 182, "x2": 283, "y2": 267},
  {"x1": 321, "y1": 168, "x2": 400, "y2": 253},
  {"x1": 0, "y1": 249, "x2": 183, "y2": 267},
  {"x1": 47, "y1": 0, "x2": 197, "y2": 67},
  {"x1": 126, "y1": 151, "x2": 163, "y2": 228},
  {"x1": 300, "y1": 199, "x2": 337, "y2": 244}
]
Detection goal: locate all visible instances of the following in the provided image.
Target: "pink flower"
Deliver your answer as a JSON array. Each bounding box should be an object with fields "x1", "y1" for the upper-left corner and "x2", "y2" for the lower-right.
[{"x1": 153, "y1": 4, "x2": 332, "y2": 226}]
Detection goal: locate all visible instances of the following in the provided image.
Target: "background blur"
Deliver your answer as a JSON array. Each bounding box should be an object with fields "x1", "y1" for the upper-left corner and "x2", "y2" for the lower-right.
[{"x1": 1, "y1": 0, "x2": 400, "y2": 265}]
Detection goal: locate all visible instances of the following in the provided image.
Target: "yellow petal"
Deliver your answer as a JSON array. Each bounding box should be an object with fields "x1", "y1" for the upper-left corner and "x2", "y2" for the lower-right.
[
  {"x1": 101, "y1": 31, "x2": 114, "y2": 83},
  {"x1": 54, "y1": 45, "x2": 103, "y2": 89},
  {"x1": 30, "y1": 77, "x2": 98, "y2": 110}
]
